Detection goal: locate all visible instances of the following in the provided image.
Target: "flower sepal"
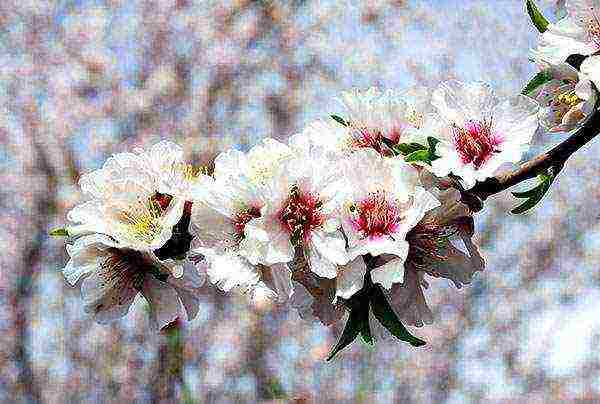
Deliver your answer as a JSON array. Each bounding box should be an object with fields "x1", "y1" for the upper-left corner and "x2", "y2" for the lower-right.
[
  {"x1": 326, "y1": 261, "x2": 426, "y2": 361},
  {"x1": 510, "y1": 167, "x2": 557, "y2": 214},
  {"x1": 526, "y1": 0, "x2": 549, "y2": 33}
]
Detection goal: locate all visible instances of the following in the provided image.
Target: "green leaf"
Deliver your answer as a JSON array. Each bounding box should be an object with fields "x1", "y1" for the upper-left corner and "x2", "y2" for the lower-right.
[
  {"x1": 526, "y1": 0, "x2": 549, "y2": 33},
  {"x1": 330, "y1": 114, "x2": 348, "y2": 127},
  {"x1": 511, "y1": 171, "x2": 555, "y2": 214},
  {"x1": 49, "y1": 227, "x2": 68, "y2": 237},
  {"x1": 427, "y1": 136, "x2": 439, "y2": 151},
  {"x1": 405, "y1": 149, "x2": 431, "y2": 163},
  {"x1": 326, "y1": 306, "x2": 364, "y2": 361},
  {"x1": 521, "y1": 70, "x2": 553, "y2": 96},
  {"x1": 370, "y1": 286, "x2": 426, "y2": 347},
  {"x1": 394, "y1": 142, "x2": 427, "y2": 156}
]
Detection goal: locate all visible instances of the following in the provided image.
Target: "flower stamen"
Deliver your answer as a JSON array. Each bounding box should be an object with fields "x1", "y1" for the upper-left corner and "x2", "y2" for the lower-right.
[
  {"x1": 280, "y1": 186, "x2": 324, "y2": 245},
  {"x1": 349, "y1": 190, "x2": 403, "y2": 240},
  {"x1": 452, "y1": 118, "x2": 501, "y2": 169}
]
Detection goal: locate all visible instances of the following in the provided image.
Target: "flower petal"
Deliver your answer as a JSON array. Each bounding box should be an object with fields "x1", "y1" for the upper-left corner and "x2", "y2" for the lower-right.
[{"x1": 336, "y1": 257, "x2": 367, "y2": 300}]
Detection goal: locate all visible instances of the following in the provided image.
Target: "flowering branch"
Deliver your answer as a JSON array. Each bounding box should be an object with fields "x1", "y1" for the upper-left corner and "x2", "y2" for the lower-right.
[{"x1": 464, "y1": 109, "x2": 600, "y2": 211}]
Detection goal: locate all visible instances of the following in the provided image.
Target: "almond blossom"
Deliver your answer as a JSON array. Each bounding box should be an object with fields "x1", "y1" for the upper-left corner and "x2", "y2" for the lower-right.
[
  {"x1": 370, "y1": 180, "x2": 485, "y2": 327},
  {"x1": 336, "y1": 87, "x2": 435, "y2": 155},
  {"x1": 66, "y1": 144, "x2": 194, "y2": 257},
  {"x1": 533, "y1": 0, "x2": 600, "y2": 64},
  {"x1": 189, "y1": 138, "x2": 295, "y2": 302},
  {"x1": 532, "y1": 58, "x2": 596, "y2": 133},
  {"x1": 235, "y1": 132, "x2": 352, "y2": 297},
  {"x1": 62, "y1": 234, "x2": 204, "y2": 329},
  {"x1": 62, "y1": 141, "x2": 209, "y2": 326},
  {"x1": 339, "y1": 148, "x2": 440, "y2": 293},
  {"x1": 429, "y1": 80, "x2": 539, "y2": 189}
]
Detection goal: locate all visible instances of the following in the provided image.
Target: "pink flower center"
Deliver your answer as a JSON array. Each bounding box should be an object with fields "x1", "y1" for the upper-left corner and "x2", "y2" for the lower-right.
[
  {"x1": 350, "y1": 191, "x2": 402, "y2": 240},
  {"x1": 452, "y1": 119, "x2": 502, "y2": 169},
  {"x1": 233, "y1": 206, "x2": 261, "y2": 238},
  {"x1": 350, "y1": 126, "x2": 402, "y2": 157},
  {"x1": 279, "y1": 187, "x2": 324, "y2": 245}
]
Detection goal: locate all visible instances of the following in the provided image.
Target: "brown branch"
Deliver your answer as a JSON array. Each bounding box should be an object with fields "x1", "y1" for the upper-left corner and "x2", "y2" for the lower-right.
[{"x1": 463, "y1": 110, "x2": 600, "y2": 211}]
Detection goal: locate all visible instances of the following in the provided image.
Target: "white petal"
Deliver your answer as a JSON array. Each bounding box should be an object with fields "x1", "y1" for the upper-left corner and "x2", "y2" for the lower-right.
[
  {"x1": 581, "y1": 55, "x2": 600, "y2": 89},
  {"x1": 259, "y1": 262, "x2": 294, "y2": 302},
  {"x1": 204, "y1": 252, "x2": 260, "y2": 292},
  {"x1": 311, "y1": 230, "x2": 349, "y2": 266},
  {"x1": 142, "y1": 276, "x2": 185, "y2": 330},
  {"x1": 240, "y1": 217, "x2": 294, "y2": 265},
  {"x1": 492, "y1": 95, "x2": 539, "y2": 146},
  {"x1": 388, "y1": 268, "x2": 433, "y2": 327},
  {"x1": 371, "y1": 255, "x2": 407, "y2": 290},
  {"x1": 432, "y1": 80, "x2": 498, "y2": 125},
  {"x1": 336, "y1": 257, "x2": 367, "y2": 299},
  {"x1": 63, "y1": 234, "x2": 118, "y2": 285}
]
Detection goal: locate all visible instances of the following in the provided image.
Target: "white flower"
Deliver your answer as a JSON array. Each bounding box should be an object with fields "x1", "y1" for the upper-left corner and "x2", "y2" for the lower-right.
[
  {"x1": 237, "y1": 132, "x2": 350, "y2": 285},
  {"x1": 66, "y1": 141, "x2": 212, "y2": 282},
  {"x1": 340, "y1": 149, "x2": 440, "y2": 291},
  {"x1": 335, "y1": 87, "x2": 435, "y2": 156},
  {"x1": 63, "y1": 234, "x2": 204, "y2": 329},
  {"x1": 189, "y1": 138, "x2": 295, "y2": 302},
  {"x1": 79, "y1": 140, "x2": 209, "y2": 202},
  {"x1": 532, "y1": 1, "x2": 600, "y2": 64},
  {"x1": 67, "y1": 177, "x2": 185, "y2": 252},
  {"x1": 135, "y1": 140, "x2": 212, "y2": 201},
  {"x1": 430, "y1": 80, "x2": 539, "y2": 189},
  {"x1": 374, "y1": 186, "x2": 485, "y2": 327},
  {"x1": 532, "y1": 58, "x2": 596, "y2": 133}
]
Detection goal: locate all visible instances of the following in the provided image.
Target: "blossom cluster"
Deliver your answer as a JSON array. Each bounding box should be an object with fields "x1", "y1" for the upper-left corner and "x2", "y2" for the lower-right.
[{"x1": 54, "y1": 0, "x2": 600, "y2": 356}]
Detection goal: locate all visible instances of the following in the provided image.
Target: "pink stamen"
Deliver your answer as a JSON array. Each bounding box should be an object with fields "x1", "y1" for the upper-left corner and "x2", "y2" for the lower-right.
[
  {"x1": 350, "y1": 190, "x2": 402, "y2": 240},
  {"x1": 280, "y1": 187, "x2": 324, "y2": 244},
  {"x1": 452, "y1": 119, "x2": 502, "y2": 169}
]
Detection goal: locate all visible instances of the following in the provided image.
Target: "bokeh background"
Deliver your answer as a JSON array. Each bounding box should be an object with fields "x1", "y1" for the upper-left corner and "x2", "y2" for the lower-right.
[{"x1": 2, "y1": 0, "x2": 600, "y2": 402}]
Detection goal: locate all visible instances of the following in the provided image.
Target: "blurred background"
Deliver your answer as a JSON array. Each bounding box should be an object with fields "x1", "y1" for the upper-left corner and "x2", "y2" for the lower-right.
[{"x1": 2, "y1": 0, "x2": 600, "y2": 402}]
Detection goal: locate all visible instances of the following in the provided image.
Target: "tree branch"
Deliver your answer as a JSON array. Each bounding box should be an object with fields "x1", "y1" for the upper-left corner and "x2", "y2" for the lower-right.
[{"x1": 463, "y1": 109, "x2": 600, "y2": 211}]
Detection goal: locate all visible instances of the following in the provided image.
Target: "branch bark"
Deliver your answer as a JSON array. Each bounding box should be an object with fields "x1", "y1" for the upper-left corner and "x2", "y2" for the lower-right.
[{"x1": 463, "y1": 110, "x2": 600, "y2": 211}]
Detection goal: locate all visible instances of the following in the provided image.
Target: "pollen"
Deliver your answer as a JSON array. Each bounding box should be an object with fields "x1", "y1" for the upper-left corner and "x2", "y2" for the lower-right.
[
  {"x1": 405, "y1": 109, "x2": 424, "y2": 129},
  {"x1": 177, "y1": 162, "x2": 209, "y2": 180},
  {"x1": 452, "y1": 118, "x2": 501, "y2": 169},
  {"x1": 555, "y1": 90, "x2": 582, "y2": 109},
  {"x1": 584, "y1": 7, "x2": 600, "y2": 48},
  {"x1": 118, "y1": 197, "x2": 165, "y2": 245},
  {"x1": 347, "y1": 121, "x2": 396, "y2": 156},
  {"x1": 550, "y1": 89, "x2": 583, "y2": 123}
]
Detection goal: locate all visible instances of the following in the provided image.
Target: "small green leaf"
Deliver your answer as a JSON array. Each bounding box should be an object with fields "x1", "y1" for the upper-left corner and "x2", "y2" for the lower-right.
[
  {"x1": 511, "y1": 171, "x2": 555, "y2": 214},
  {"x1": 394, "y1": 142, "x2": 427, "y2": 156},
  {"x1": 427, "y1": 136, "x2": 439, "y2": 151},
  {"x1": 526, "y1": 0, "x2": 549, "y2": 33},
  {"x1": 326, "y1": 307, "x2": 363, "y2": 361},
  {"x1": 370, "y1": 286, "x2": 426, "y2": 347},
  {"x1": 330, "y1": 114, "x2": 348, "y2": 127},
  {"x1": 405, "y1": 149, "x2": 431, "y2": 163},
  {"x1": 522, "y1": 70, "x2": 553, "y2": 95},
  {"x1": 49, "y1": 227, "x2": 68, "y2": 237}
]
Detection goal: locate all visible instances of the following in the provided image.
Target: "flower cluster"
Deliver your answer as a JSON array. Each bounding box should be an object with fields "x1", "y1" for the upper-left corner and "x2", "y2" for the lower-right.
[
  {"x1": 54, "y1": 78, "x2": 543, "y2": 356},
  {"x1": 54, "y1": 1, "x2": 600, "y2": 356}
]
